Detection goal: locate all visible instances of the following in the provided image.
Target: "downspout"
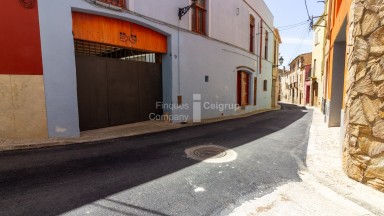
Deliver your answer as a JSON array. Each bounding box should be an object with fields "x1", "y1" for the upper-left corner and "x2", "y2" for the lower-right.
[{"x1": 259, "y1": 21, "x2": 263, "y2": 74}]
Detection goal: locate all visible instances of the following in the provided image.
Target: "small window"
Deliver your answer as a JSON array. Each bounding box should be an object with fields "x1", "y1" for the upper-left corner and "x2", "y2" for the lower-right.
[
  {"x1": 250, "y1": 15, "x2": 255, "y2": 53},
  {"x1": 192, "y1": 0, "x2": 206, "y2": 34},
  {"x1": 263, "y1": 80, "x2": 268, "y2": 91}
]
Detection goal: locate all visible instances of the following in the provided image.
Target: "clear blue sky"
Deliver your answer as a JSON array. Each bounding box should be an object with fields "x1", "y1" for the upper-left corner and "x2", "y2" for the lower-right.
[{"x1": 264, "y1": 0, "x2": 325, "y2": 68}]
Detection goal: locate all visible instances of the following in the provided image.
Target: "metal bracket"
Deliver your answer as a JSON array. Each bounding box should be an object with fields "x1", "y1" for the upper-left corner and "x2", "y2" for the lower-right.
[
  {"x1": 179, "y1": 5, "x2": 191, "y2": 20},
  {"x1": 178, "y1": 3, "x2": 196, "y2": 20}
]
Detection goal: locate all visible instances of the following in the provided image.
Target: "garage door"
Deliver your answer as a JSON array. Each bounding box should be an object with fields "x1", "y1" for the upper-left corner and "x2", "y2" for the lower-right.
[{"x1": 75, "y1": 40, "x2": 163, "y2": 131}]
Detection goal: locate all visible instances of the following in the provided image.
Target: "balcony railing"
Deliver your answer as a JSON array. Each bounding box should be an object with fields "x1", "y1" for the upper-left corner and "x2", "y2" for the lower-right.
[{"x1": 96, "y1": 0, "x2": 126, "y2": 9}]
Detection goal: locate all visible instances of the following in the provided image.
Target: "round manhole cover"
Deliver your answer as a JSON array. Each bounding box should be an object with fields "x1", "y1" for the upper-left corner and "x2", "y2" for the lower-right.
[
  {"x1": 185, "y1": 145, "x2": 237, "y2": 163},
  {"x1": 194, "y1": 147, "x2": 227, "y2": 159}
]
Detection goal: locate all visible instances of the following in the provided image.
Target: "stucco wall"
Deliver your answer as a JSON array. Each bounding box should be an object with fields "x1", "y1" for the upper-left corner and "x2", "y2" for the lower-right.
[
  {"x1": 132, "y1": 0, "x2": 274, "y2": 55},
  {"x1": 37, "y1": 0, "x2": 275, "y2": 137},
  {"x1": 343, "y1": 0, "x2": 384, "y2": 192},
  {"x1": 312, "y1": 18, "x2": 326, "y2": 108},
  {"x1": 0, "y1": 1, "x2": 48, "y2": 139}
]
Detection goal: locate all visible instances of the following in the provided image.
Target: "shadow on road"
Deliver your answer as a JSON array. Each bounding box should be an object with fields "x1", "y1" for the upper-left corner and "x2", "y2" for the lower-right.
[{"x1": 0, "y1": 103, "x2": 311, "y2": 216}]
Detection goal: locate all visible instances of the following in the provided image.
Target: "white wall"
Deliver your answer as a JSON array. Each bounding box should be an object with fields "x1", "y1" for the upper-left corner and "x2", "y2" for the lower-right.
[
  {"x1": 132, "y1": 0, "x2": 274, "y2": 53},
  {"x1": 132, "y1": 0, "x2": 190, "y2": 28},
  {"x1": 38, "y1": 0, "x2": 275, "y2": 137}
]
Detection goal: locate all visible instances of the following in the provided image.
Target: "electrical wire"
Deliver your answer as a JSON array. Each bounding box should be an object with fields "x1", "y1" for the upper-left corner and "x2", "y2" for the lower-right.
[
  {"x1": 288, "y1": 24, "x2": 310, "y2": 64},
  {"x1": 304, "y1": 0, "x2": 311, "y2": 21},
  {"x1": 256, "y1": 21, "x2": 309, "y2": 36},
  {"x1": 276, "y1": 20, "x2": 308, "y2": 29},
  {"x1": 279, "y1": 21, "x2": 310, "y2": 31}
]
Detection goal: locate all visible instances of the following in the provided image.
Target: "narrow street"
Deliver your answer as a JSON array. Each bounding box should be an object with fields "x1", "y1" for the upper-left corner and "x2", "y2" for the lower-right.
[
  {"x1": 0, "y1": 104, "x2": 312, "y2": 216},
  {"x1": 2, "y1": 1, "x2": 384, "y2": 215}
]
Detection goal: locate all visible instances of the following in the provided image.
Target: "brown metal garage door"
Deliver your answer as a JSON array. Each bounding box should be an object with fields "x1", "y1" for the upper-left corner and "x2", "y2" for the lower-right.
[{"x1": 75, "y1": 54, "x2": 162, "y2": 131}]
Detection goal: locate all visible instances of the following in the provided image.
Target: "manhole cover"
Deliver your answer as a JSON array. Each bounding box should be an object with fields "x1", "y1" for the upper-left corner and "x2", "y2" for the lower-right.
[
  {"x1": 194, "y1": 147, "x2": 227, "y2": 159},
  {"x1": 185, "y1": 145, "x2": 237, "y2": 163}
]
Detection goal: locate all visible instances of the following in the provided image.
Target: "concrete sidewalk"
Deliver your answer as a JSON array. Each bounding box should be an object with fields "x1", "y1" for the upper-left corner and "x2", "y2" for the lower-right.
[
  {"x1": 0, "y1": 108, "x2": 276, "y2": 152},
  {"x1": 306, "y1": 108, "x2": 384, "y2": 215}
]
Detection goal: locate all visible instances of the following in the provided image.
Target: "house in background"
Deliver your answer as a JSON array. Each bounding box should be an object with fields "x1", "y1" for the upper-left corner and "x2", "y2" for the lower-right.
[
  {"x1": 278, "y1": 67, "x2": 290, "y2": 103},
  {"x1": 0, "y1": 0, "x2": 278, "y2": 139},
  {"x1": 284, "y1": 53, "x2": 312, "y2": 106},
  {"x1": 303, "y1": 64, "x2": 312, "y2": 105}
]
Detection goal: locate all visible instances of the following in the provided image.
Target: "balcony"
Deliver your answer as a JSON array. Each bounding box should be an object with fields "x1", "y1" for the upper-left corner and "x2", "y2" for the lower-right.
[{"x1": 96, "y1": 0, "x2": 126, "y2": 9}]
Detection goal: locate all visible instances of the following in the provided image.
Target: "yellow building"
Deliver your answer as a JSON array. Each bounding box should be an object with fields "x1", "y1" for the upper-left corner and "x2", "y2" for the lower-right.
[
  {"x1": 310, "y1": 10, "x2": 327, "y2": 109},
  {"x1": 272, "y1": 29, "x2": 282, "y2": 108}
]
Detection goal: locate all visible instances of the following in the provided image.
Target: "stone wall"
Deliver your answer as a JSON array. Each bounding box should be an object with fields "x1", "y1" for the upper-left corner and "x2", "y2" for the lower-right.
[{"x1": 343, "y1": 0, "x2": 384, "y2": 192}]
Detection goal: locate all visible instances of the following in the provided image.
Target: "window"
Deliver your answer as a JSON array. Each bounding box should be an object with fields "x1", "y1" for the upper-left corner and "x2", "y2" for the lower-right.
[
  {"x1": 250, "y1": 15, "x2": 255, "y2": 53},
  {"x1": 313, "y1": 59, "x2": 317, "y2": 75},
  {"x1": 264, "y1": 30, "x2": 269, "y2": 59},
  {"x1": 263, "y1": 80, "x2": 268, "y2": 91},
  {"x1": 192, "y1": 0, "x2": 206, "y2": 34}
]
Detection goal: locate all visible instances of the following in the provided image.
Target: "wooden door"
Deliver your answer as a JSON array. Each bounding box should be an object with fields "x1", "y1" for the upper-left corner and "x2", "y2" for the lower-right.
[{"x1": 237, "y1": 71, "x2": 249, "y2": 106}]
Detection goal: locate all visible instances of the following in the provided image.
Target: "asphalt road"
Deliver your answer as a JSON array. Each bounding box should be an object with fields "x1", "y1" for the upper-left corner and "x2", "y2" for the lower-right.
[{"x1": 0, "y1": 104, "x2": 312, "y2": 216}]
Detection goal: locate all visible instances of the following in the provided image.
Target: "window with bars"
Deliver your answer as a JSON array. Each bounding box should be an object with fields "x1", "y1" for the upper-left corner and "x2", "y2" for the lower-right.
[
  {"x1": 192, "y1": 0, "x2": 206, "y2": 34},
  {"x1": 250, "y1": 15, "x2": 255, "y2": 53}
]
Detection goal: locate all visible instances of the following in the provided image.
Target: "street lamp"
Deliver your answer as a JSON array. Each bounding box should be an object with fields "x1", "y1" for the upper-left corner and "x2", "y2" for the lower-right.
[
  {"x1": 179, "y1": 0, "x2": 198, "y2": 20},
  {"x1": 274, "y1": 56, "x2": 284, "y2": 67}
]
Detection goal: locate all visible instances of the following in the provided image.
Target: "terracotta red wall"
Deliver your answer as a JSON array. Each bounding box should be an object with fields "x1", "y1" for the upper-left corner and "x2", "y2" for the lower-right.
[{"x1": 0, "y1": 1, "x2": 43, "y2": 75}]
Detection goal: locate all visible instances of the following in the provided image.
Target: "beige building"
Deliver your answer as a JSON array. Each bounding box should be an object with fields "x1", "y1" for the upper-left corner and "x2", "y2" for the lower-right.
[
  {"x1": 284, "y1": 53, "x2": 312, "y2": 105},
  {"x1": 310, "y1": 15, "x2": 326, "y2": 109},
  {"x1": 272, "y1": 29, "x2": 282, "y2": 108},
  {"x1": 278, "y1": 68, "x2": 290, "y2": 103}
]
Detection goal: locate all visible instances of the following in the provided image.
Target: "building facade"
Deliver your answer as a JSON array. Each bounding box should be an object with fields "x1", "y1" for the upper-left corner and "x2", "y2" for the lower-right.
[
  {"x1": 325, "y1": 0, "x2": 384, "y2": 192},
  {"x1": 272, "y1": 29, "x2": 282, "y2": 108},
  {"x1": 281, "y1": 53, "x2": 312, "y2": 106},
  {"x1": 310, "y1": 12, "x2": 327, "y2": 109},
  {"x1": 278, "y1": 67, "x2": 289, "y2": 102},
  {"x1": 0, "y1": 0, "x2": 277, "y2": 139}
]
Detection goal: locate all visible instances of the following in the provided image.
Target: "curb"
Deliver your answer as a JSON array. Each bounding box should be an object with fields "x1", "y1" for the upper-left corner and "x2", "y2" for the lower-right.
[{"x1": 0, "y1": 107, "x2": 281, "y2": 152}]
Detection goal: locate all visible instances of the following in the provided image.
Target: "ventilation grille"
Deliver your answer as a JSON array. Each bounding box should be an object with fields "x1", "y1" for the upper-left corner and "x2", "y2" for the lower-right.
[{"x1": 74, "y1": 40, "x2": 162, "y2": 64}]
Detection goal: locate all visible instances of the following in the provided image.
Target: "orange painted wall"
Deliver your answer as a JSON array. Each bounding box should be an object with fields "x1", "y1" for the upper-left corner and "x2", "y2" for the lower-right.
[
  {"x1": 0, "y1": 1, "x2": 43, "y2": 75},
  {"x1": 326, "y1": 0, "x2": 352, "y2": 100},
  {"x1": 72, "y1": 12, "x2": 167, "y2": 54}
]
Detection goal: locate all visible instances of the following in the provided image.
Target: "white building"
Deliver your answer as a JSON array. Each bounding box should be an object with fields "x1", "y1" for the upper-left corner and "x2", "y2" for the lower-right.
[{"x1": 0, "y1": 0, "x2": 278, "y2": 138}]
